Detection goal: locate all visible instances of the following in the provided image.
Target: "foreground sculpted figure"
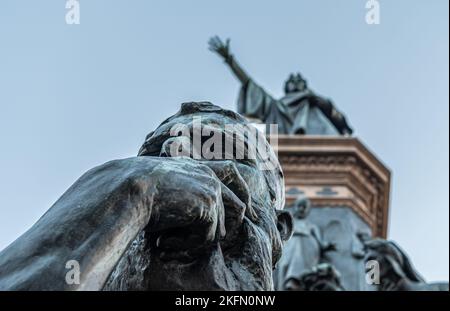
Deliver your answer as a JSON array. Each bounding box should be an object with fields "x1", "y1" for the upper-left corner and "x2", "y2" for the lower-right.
[{"x1": 0, "y1": 102, "x2": 293, "y2": 290}]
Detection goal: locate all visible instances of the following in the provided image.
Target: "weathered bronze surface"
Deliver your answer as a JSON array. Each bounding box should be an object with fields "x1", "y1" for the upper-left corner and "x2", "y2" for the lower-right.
[{"x1": 0, "y1": 102, "x2": 293, "y2": 291}]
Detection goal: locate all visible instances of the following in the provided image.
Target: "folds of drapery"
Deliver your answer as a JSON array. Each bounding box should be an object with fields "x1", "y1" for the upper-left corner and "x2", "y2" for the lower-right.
[
  {"x1": 238, "y1": 80, "x2": 293, "y2": 134},
  {"x1": 273, "y1": 226, "x2": 321, "y2": 290},
  {"x1": 237, "y1": 80, "x2": 353, "y2": 135}
]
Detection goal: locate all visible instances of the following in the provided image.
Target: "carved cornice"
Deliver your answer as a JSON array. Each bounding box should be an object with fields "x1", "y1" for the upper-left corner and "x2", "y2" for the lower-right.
[{"x1": 269, "y1": 135, "x2": 391, "y2": 238}]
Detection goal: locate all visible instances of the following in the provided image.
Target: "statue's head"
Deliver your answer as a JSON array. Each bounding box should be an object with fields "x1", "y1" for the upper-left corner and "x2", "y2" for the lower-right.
[
  {"x1": 284, "y1": 73, "x2": 308, "y2": 94},
  {"x1": 364, "y1": 239, "x2": 425, "y2": 290},
  {"x1": 291, "y1": 196, "x2": 311, "y2": 219},
  {"x1": 135, "y1": 102, "x2": 293, "y2": 290}
]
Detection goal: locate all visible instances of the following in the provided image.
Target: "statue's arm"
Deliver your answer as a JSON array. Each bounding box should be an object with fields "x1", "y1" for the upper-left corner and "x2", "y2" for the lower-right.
[
  {"x1": 0, "y1": 157, "x2": 246, "y2": 291},
  {"x1": 0, "y1": 157, "x2": 162, "y2": 290},
  {"x1": 225, "y1": 54, "x2": 251, "y2": 85},
  {"x1": 208, "y1": 36, "x2": 251, "y2": 85}
]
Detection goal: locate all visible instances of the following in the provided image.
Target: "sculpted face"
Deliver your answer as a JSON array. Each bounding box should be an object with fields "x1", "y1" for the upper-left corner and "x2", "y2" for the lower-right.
[
  {"x1": 284, "y1": 73, "x2": 307, "y2": 94},
  {"x1": 106, "y1": 102, "x2": 292, "y2": 290},
  {"x1": 291, "y1": 197, "x2": 311, "y2": 219}
]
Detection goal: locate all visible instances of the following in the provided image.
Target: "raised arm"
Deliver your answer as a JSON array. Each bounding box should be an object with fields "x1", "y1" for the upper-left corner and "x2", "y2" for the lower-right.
[{"x1": 208, "y1": 36, "x2": 251, "y2": 85}]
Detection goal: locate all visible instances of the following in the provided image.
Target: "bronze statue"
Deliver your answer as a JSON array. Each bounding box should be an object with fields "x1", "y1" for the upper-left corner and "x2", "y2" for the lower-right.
[
  {"x1": 0, "y1": 102, "x2": 293, "y2": 291},
  {"x1": 274, "y1": 197, "x2": 337, "y2": 290},
  {"x1": 208, "y1": 36, "x2": 353, "y2": 135},
  {"x1": 364, "y1": 239, "x2": 449, "y2": 291}
]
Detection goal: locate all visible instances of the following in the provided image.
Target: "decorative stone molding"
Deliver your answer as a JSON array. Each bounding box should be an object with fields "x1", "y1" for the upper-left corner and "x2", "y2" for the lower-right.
[{"x1": 270, "y1": 135, "x2": 391, "y2": 238}]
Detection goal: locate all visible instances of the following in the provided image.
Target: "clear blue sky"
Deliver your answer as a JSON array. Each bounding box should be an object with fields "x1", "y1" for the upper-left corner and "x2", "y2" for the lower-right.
[{"x1": 0, "y1": 0, "x2": 448, "y2": 282}]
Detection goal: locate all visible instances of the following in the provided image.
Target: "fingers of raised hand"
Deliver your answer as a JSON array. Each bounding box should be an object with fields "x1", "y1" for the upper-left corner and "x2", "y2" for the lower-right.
[
  {"x1": 208, "y1": 36, "x2": 230, "y2": 57},
  {"x1": 208, "y1": 36, "x2": 222, "y2": 50},
  {"x1": 225, "y1": 38, "x2": 230, "y2": 49}
]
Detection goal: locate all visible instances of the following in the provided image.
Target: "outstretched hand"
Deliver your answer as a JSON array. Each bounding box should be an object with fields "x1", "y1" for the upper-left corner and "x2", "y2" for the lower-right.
[
  {"x1": 208, "y1": 36, "x2": 231, "y2": 60},
  {"x1": 208, "y1": 35, "x2": 251, "y2": 84}
]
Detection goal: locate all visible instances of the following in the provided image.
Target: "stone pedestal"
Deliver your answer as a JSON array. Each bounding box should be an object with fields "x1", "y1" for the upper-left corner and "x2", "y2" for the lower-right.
[{"x1": 272, "y1": 135, "x2": 391, "y2": 290}]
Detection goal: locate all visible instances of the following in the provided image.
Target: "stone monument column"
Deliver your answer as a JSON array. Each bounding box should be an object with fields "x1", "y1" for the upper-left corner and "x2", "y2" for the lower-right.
[{"x1": 274, "y1": 135, "x2": 391, "y2": 290}]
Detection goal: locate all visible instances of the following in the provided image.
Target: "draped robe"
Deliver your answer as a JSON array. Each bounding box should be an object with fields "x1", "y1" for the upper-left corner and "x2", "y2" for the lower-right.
[{"x1": 238, "y1": 80, "x2": 352, "y2": 135}]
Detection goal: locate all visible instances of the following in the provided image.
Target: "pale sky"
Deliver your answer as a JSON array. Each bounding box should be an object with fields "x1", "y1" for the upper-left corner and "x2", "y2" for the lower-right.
[{"x1": 0, "y1": 0, "x2": 448, "y2": 282}]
